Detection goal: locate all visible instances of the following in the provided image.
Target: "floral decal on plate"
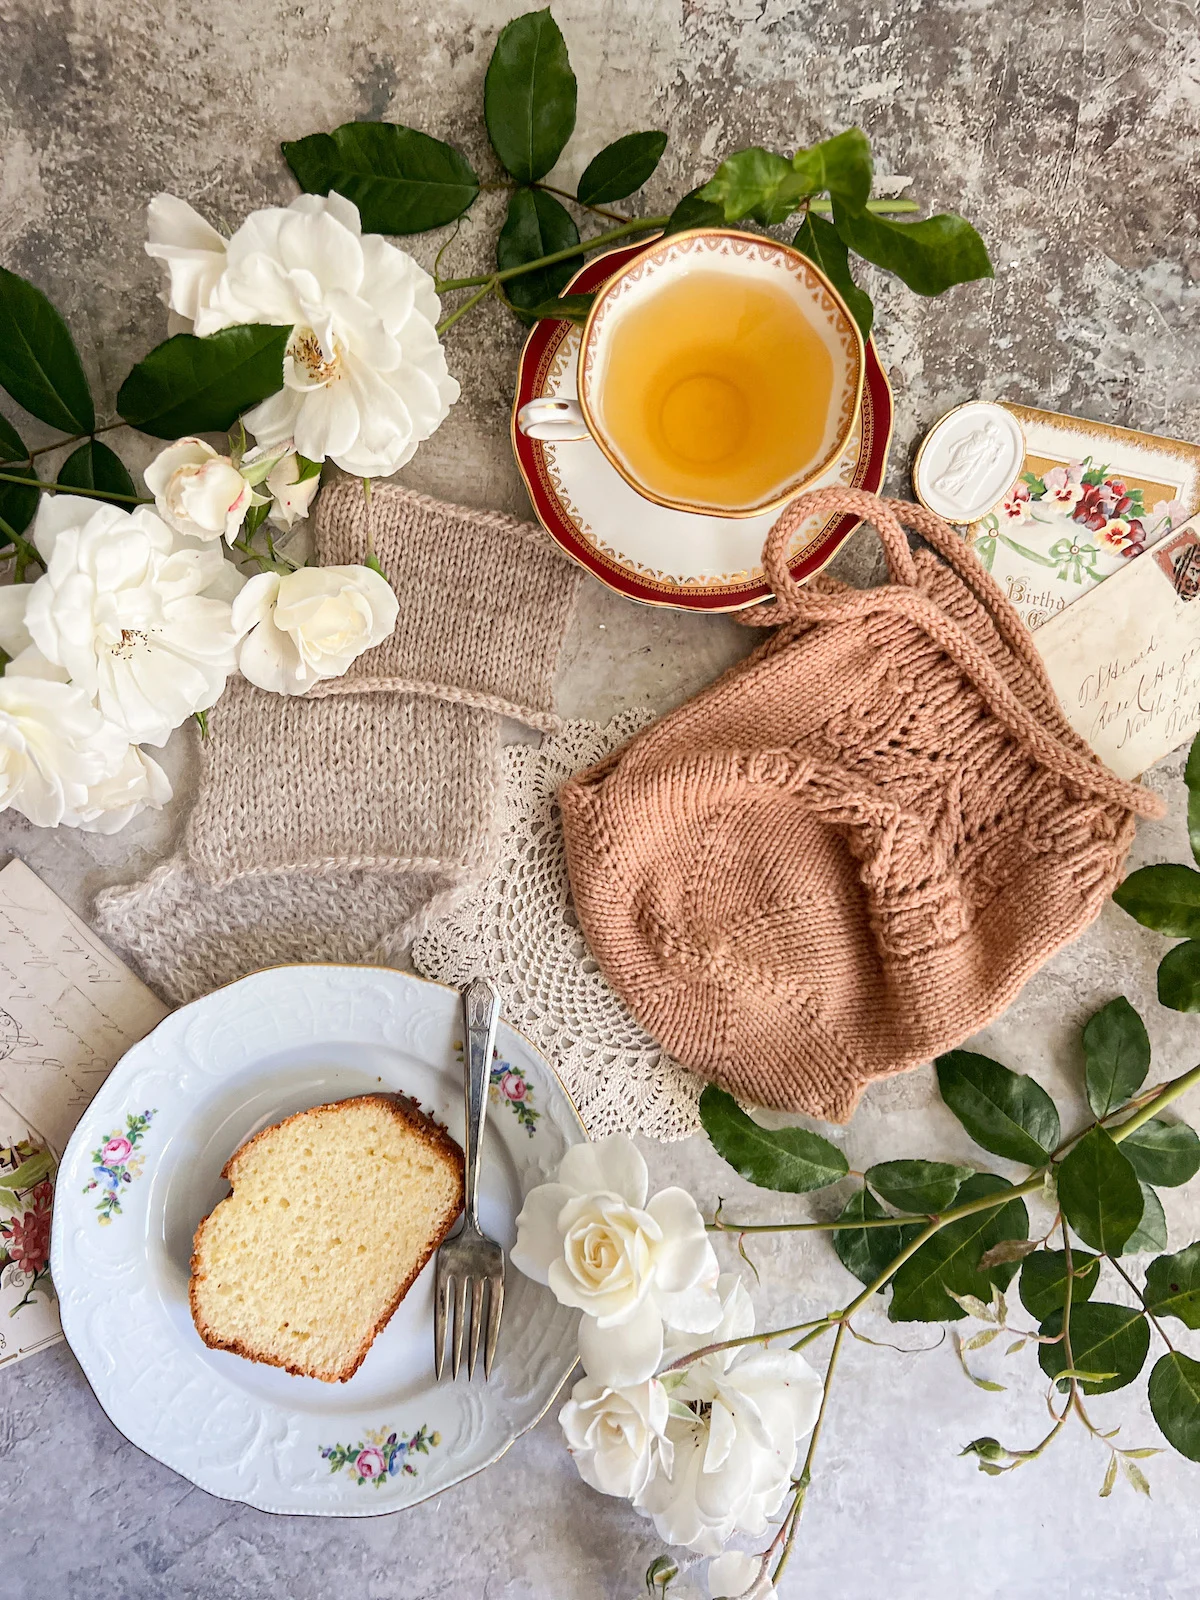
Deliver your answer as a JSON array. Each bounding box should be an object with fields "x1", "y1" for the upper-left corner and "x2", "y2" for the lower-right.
[
  {"x1": 0, "y1": 1141, "x2": 56, "y2": 1315},
  {"x1": 454, "y1": 1041, "x2": 540, "y2": 1136},
  {"x1": 83, "y1": 1109, "x2": 156, "y2": 1224},
  {"x1": 975, "y1": 457, "x2": 1187, "y2": 584},
  {"x1": 320, "y1": 1424, "x2": 439, "y2": 1486}
]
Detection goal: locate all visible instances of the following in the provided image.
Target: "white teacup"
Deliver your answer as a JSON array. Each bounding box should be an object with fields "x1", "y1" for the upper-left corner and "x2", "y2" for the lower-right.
[{"x1": 517, "y1": 227, "x2": 865, "y2": 519}]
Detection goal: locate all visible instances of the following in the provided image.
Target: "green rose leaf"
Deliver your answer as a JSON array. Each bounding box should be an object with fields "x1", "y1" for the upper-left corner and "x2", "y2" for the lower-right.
[
  {"x1": 117, "y1": 325, "x2": 290, "y2": 439},
  {"x1": 577, "y1": 131, "x2": 667, "y2": 205},
  {"x1": 699, "y1": 1084, "x2": 848, "y2": 1192},
  {"x1": 1017, "y1": 1247, "x2": 1099, "y2": 1321},
  {"x1": 1057, "y1": 1126, "x2": 1144, "y2": 1254},
  {"x1": 1144, "y1": 1242, "x2": 1200, "y2": 1328},
  {"x1": 699, "y1": 147, "x2": 814, "y2": 227},
  {"x1": 0, "y1": 411, "x2": 26, "y2": 463},
  {"x1": 888, "y1": 1173, "x2": 1029, "y2": 1323},
  {"x1": 57, "y1": 439, "x2": 136, "y2": 500},
  {"x1": 830, "y1": 201, "x2": 994, "y2": 297},
  {"x1": 281, "y1": 122, "x2": 479, "y2": 234},
  {"x1": 1186, "y1": 734, "x2": 1200, "y2": 868},
  {"x1": 1121, "y1": 1181, "x2": 1167, "y2": 1255},
  {"x1": 522, "y1": 292, "x2": 595, "y2": 325},
  {"x1": 1082, "y1": 995, "x2": 1151, "y2": 1119},
  {"x1": 793, "y1": 212, "x2": 874, "y2": 339},
  {"x1": 0, "y1": 266, "x2": 95, "y2": 434},
  {"x1": 1112, "y1": 862, "x2": 1200, "y2": 937},
  {"x1": 1038, "y1": 1302, "x2": 1150, "y2": 1395},
  {"x1": 865, "y1": 1159, "x2": 973, "y2": 1215},
  {"x1": 831, "y1": 1186, "x2": 922, "y2": 1290},
  {"x1": 0, "y1": 464, "x2": 39, "y2": 541},
  {"x1": 1157, "y1": 940, "x2": 1200, "y2": 1012},
  {"x1": 497, "y1": 188, "x2": 580, "y2": 320},
  {"x1": 1149, "y1": 1351, "x2": 1200, "y2": 1461},
  {"x1": 935, "y1": 1049, "x2": 1060, "y2": 1165},
  {"x1": 790, "y1": 127, "x2": 873, "y2": 210},
  {"x1": 662, "y1": 188, "x2": 726, "y2": 236},
  {"x1": 1118, "y1": 1117, "x2": 1200, "y2": 1188},
  {"x1": 484, "y1": 8, "x2": 577, "y2": 185}
]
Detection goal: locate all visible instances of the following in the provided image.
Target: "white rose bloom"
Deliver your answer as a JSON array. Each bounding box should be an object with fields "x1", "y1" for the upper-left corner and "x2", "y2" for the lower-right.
[
  {"x1": 0, "y1": 582, "x2": 33, "y2": 660},
  {"x1": 708, "y1": 1552, "x2": 776, "y2": 1600},
  {"x1": 63, "y1": 741, "x2": 173, "y2": 834},
  {"x1": 511, "y1": 1134, "x2": 722, "y2": 1388},
  {"x1": 0, "y1": 655, "x2": 130, "y2": 828},
  {"x1": 640, "y1": 1277, "x2": 822, "y2": 1556},
  {"x1": 24, "y1": 494, "x2": 243, "y2": 747},
  {"x1": 145, "y1": 191, "x2": 459, "y2": 477},
  {"x1": 265, "y1": 451, "x2": 322, "y2": 528},
  {"x1": 559, "y1": 1376, "x2": 674, "y2": 1503},
  {"x1": 144, "y1": 438, "x2": 253, "y2": 545},
  {"x1": 232, "y1": 564, "x2": 398, "y2": 695},
  {"x1": 145, "y1": 194, "x2": 228, "y2": 327}
]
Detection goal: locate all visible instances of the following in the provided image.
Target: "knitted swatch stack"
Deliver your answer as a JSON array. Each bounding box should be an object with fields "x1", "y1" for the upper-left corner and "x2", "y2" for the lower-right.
[
  {"x1": 560, "y1": 488, "x2": 1166, "y2": 1123},
  {"x1": 96, "y1": 481, "x2": 580, "y2": 1004}
]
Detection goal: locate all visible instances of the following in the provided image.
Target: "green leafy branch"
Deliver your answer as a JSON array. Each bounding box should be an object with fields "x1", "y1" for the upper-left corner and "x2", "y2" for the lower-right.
[{"x1": 665, "y1": 734, "x2": 1200, "y2": 1580}]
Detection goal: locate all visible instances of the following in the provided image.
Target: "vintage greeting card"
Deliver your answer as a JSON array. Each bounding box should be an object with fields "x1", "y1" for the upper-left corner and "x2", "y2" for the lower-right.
[
  {"x1": 966, "y1": 404, "x2": 1200, "y2": 630},
  {"x1": 1035, "y1": 516, "x2": 1200, "y2": 779},
  {"x1": 0, "y1": 858, "x2": 168, "y2": 1368}
]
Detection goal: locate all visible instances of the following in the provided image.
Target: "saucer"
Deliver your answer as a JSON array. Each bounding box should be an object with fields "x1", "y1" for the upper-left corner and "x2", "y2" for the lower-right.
[
  {"x1": 51, "y1": 965, "x2": 587, "y2": 1516},
  {"x1": 512, "y1": 239, "x2": 894, "y2": 611}
]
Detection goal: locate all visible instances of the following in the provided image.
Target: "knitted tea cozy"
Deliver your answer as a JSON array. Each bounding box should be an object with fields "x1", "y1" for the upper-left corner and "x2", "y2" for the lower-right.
[
  {"x1": 96, "y1": 480, "x2": 580, "y2": 1004},
  {"x1": 559, "y1": 487, "x2": 1165, "y2": 1122}
]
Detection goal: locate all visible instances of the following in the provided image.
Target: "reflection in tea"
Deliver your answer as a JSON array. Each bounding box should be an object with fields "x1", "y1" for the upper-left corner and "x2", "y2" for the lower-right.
[{"x1": 593, "y1": 268, "x2": 835, "y2": 512}]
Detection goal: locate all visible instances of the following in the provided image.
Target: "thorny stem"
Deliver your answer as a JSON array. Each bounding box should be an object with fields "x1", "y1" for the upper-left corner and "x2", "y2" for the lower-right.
[
  {"x1": 1108, "y1": 1063, "x2": 1200, "y2": 1142},
  {"x1": 21, "y1": 420, "x2": 127, "y2": 466},
  {"x1": 773, "y1": 1320, "x2": 849, "y2": 1584},
  {"x1": 0, "y1": 470, "x2": 149, "y2": 507},
  {"x1": 533, "y1": 181, "x2": 633, "y2": 225},
  {"x1": 434, "y1": 216, "x2": 671, "y2": 293},
  {"x1": 709, "y1": 1213, "x2": 933, "y2": 1234},
  {"x1": 655, "y1": 1315, "x2": 835, "y2": 1377},
  {"x1": 436, "y1": 280, "x2": 497, "y2": 336},
  {"x1": 1107, "y1": 1253, "x2": 1177, "y2": 1355}
]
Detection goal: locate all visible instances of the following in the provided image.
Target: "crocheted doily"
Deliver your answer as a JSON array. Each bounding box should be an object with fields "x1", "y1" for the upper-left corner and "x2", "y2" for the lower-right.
[{"x1": 411, "y1": 712, "x2": 703, "y2": 1142}]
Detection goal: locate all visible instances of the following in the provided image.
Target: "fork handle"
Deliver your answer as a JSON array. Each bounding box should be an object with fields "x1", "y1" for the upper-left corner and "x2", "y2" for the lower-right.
[{"x1": 462, "y1": 978, "x2": 501, "y2": 1231}]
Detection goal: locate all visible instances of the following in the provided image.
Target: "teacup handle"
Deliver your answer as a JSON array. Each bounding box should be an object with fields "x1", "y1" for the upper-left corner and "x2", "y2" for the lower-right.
[{"x1": 516, "y1": 396, "x2": 590, "y2": 442}]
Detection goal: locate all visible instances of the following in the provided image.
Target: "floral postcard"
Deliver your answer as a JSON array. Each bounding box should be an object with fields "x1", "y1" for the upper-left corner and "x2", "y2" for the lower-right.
[
  {"x1": 966, "y1": 404, "x2": 1200, "y2": 630},
  {"x1": 0, "y1": 857, "x2": 169, "y2": 1367}
]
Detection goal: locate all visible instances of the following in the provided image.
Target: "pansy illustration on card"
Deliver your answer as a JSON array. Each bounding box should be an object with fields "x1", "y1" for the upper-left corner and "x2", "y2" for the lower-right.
[{"x1": 966, "y1": 404, "x2": 1200, "y2": 630}]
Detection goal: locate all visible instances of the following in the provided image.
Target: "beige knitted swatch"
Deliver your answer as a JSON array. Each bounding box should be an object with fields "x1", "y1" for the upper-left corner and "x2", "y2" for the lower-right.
[{"x1": 96, "y1": 481, "x2": 580, "y2": 1004}]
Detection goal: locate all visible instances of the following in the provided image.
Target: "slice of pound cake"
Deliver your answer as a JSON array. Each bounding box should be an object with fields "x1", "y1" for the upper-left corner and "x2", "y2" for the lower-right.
[{"x1": 190, "y1": 1094, "x2": 464, "y2": 1382}]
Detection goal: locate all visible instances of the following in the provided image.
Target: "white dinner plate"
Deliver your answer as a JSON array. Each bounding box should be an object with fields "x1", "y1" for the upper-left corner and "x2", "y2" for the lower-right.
[{"x1": 50, "y1": 965, "x2": 586, "y2": 1516}]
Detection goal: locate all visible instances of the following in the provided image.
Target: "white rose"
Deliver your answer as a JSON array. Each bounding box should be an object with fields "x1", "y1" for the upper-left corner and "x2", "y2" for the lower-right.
[
  {"x1": 640, "y1": 1277, "x2": 822, "y2": 1556},
  {"x1": 63, "y1": 741, "x2": 172, "y2": 834},
  {"x1": 708, "y1": 1552, "x2": 776, "y2": 1600},
  {"x1": 265, "y1": 451, "x2": 322, "y2": 528},
  {"x1": 511, "y1": 1134, "x2": 722, "y2": 1388},
  {"x1": 144, "y1": 194, "x2": 228, "y2": 327},
  {"x1": 0, "y1": 582, "x2": 33, "y2": 660},
  {"x1": 24, "y1": 495, "x2": 243, "y2": 747},
  {"x1": 144, "y1": 438, "x2": 253, "y2": 545},
  {"x1": 560, "y1": 1375, "x2": 674, "y2": 1503},
  {"x1": 232, "y1": 564, "x2": 398, "y2": 695},
  {"x1": 145, "y1": 191, "x2": 459, "y2": 477},
  {"x1": 0, "y1": 654, "x2": 130, "y2": 828}
]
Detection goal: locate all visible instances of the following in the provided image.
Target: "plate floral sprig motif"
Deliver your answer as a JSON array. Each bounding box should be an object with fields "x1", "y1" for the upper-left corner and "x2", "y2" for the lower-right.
[
  {"x1": 83, "y1": 1109, "x2": 156, "y2": 1224},
  {"x1": 489, "y1": 1054, "x2": 540, "y2": 1136},
  {"x1": 0, "y1": 1142, "x2": 56, "y2": 1315},
  {"x1": 320, "y1": 1424, "x2": 440, "y2": 1487},
  {"x1": 973, "y1": 457, "x2": 1187, "y2": 585}
]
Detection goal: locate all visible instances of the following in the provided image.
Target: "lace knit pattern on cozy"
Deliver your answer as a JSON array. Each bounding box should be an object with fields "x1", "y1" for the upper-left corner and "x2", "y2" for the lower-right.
[
  {"x1": 559, "y1": 489, "x2": 1165, "y2": 1123},
  {"x1": 96, "y1": 482, "x2": 581, "y2": 1004},
  {"x1": 412, "y1": 712, "x2": 704, "y2": 1142}
]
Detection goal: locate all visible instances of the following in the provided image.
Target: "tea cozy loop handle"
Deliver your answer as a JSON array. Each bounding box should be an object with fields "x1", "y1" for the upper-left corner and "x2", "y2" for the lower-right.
[{"x1": 743, "y1": 486, "x2": 1165, "y2": 823}]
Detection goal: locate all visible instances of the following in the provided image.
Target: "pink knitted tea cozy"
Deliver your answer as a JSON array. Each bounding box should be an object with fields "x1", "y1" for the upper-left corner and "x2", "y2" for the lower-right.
[{"x1": 559, "y1": 488, "x2": 1165, "y2": 1121}]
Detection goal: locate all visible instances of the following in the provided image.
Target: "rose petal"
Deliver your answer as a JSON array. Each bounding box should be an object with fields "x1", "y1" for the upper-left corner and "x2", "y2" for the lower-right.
[
  {"x1": 646, "y1": 1187, "x2": 716, "y2": 1292},
  {"x1": 509, "y1": 1182, "x2": 576, "y2": 1286},
  {"x1": 557, "y1": 1136, "x2": 648, "y2": 1208},
  {"x1": 577, "y1": 1298, "x2": 663, "y2": 1387}
]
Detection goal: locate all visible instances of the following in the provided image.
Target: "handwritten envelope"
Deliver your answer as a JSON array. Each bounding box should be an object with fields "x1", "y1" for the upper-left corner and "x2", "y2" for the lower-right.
[
  {"x1": 1035, "y1": 517, "x2": 1200, "y2": 780},
  {"x1": 0, "y1": 857, "x2": 168, "y2": 1368}
]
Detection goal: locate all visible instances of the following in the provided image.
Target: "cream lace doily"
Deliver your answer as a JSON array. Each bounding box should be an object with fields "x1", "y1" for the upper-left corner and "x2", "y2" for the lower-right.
[{"x1": 411, "y1": 712, "x2": 703, "y2": 1142}]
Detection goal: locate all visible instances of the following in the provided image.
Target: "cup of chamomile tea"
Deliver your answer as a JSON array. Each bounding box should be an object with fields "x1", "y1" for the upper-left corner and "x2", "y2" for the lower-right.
[{"x1": 516, "y1": 228, "x2": 865, "y2": 519}]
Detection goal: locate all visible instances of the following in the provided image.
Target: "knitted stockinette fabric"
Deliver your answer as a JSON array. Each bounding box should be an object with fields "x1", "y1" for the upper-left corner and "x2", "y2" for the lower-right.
[
  {"x1": 559, "y1": 488, "x2": 1165, "y2": 1123},
  {"x1": 96, "y1": 480, "x2": 580, "y2": 1004}
]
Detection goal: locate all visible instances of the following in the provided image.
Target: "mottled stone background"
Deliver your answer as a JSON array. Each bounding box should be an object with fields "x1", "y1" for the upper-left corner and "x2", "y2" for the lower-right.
[{"x1": 3, "y1": 1, "x2": 1200, "y2": 1595}]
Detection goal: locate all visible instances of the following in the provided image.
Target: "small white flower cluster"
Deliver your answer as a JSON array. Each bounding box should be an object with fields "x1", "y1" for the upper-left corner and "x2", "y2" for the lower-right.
[
  {"x1": 511, "y1": 1135, "x2": 821, "y2": 1593},
  {"x1": 0, "y1": 450, "x2": 395, "y2": 833}
]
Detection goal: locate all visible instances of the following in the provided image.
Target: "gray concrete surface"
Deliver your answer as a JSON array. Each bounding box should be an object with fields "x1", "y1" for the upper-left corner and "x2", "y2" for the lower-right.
[{"x1": 4, "y1": 1, "x2": 1200, "y2": 1595}]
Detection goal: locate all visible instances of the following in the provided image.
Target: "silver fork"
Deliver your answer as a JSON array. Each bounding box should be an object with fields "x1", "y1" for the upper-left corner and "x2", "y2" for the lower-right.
[{"x1": 434, "y1": 977, "x2": 506, "y2": 1380}]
